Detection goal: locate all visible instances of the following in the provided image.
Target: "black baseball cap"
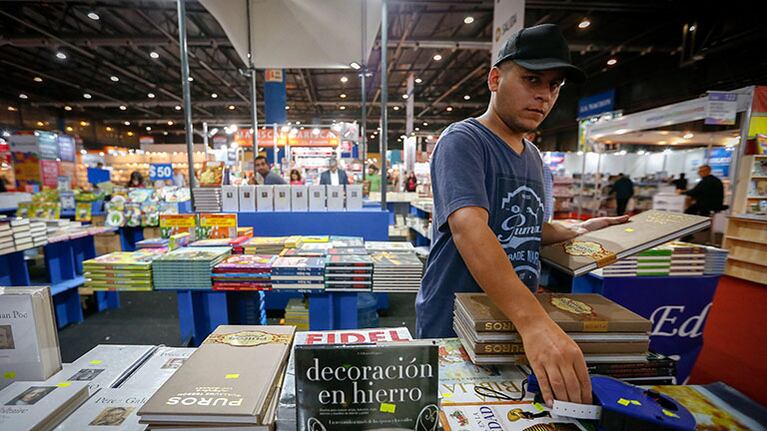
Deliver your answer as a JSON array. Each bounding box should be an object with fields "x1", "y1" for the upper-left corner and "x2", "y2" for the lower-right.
[{"x1": 493, "y1": 24, "x2": 586, "y2": 83}]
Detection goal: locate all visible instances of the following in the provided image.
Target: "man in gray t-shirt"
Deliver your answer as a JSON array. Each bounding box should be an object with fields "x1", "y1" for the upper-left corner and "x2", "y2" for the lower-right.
[
  {"x1": 416, "y1": 24, "x2": 629, "y2": 407},
  {"x1": 254, "y1": 155, "x2": 287, "y2": 185}
]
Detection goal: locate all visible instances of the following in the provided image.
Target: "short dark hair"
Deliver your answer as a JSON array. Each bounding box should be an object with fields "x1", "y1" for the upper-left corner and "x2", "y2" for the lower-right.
[
  {"x1": 680, "y1": 173, "x2": 685, "y2": 178},
  {"x1": 255, "y1": 155, "x2": 268, "y2": 163}
]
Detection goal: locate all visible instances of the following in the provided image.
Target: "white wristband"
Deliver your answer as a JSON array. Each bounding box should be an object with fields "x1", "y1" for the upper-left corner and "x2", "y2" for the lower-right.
[{"x1": 551, "y1": 400, "x2": 602, "y2": 420}]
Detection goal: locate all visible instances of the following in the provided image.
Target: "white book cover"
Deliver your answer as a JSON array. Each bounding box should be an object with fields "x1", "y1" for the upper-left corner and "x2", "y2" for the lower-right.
[
  {"x1": 290, "y1": 185, "x2": 308, "y2": 212},
  {"x1": 54, "y1": 388, "x2": 150, "y2": 430},
  {"x1": 221, "y1": 185, "x2": 239, "y2": 213},
  {"x1": 308, "y1": 185, "x2": 326, "y2": 212},
  {"x1": 256, "y1": 185, "x2": 274, "y2": 212},
  {"x1": 273, "y1": 185, "x2": 291, "y2": 211},
  {"x1": 120, "y1": 347, "x2": 195, "y2": 392},
  {"x1": 0, "y1": 380, "x2": 90, "y2": 431},
  {"x1": 0, "y1": 286, "x2": 61, "y2": 390},
  {"x1": 345, "y1": 185, "x2": 363, "y2": 210},
  {"x1": 238, "y1": 185, "x2": 256, "y2": 212},
  {"x1": 325, "y1": 185, "x2": 345, "y2": 211},
  {"x1": 47, "y1": 345, "x2": 156, "y2": 392},
  {"x1": 440, "y1": 402, "x2": 587, "y2": 431}
]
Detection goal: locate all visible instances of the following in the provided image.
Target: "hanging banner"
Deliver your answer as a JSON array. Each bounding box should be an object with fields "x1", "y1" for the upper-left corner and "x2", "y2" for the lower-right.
[
  {"x1": 57, "y1": 134, "x2": 76, "y2": 162},
  {"x1": 492, "y1": 0, "x2": 525, "y2": 62},
  {"x1": 264, "y1": 68, "x2": 287, "y2": 125},
  {"x1": 707, "y1": 147, "x2": 733, "y2": 178},
  {"x1": 577, "y1": 89, "x2": 616, "y2": 119},
  {"x1": 705, "y1": 91, "x2": 738, "y2": 125},
  {"x1": 235, "y1": 129, "x2": 340, "y2": 148}
]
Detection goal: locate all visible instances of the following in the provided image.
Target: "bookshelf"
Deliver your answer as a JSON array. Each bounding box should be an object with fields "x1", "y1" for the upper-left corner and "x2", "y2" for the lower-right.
[
  {"x1": 732, "y1": 155, "x2": 767, "y2": 215},
  {"x1": 723, "y1": 215, "x2": 767, "y2": 285}
]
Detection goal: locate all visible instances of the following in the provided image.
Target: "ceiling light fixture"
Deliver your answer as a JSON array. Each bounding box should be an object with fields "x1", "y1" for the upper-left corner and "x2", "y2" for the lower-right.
[
  {"x1": 433, "y1": 54, "x2": 443, "y2": 61},
  {"x1": 339, "y1": 106, "x2": 346, "y2": 110},
  {"x1": 149, "y1": 51, "x2": 160, "y2": 59},
  {"x1": 392, "y1": 106, "x2": 400, "y2": 111},
  {"x1": 18, "y1": 94, "x2": 28, "y2": 100},
  {"x1": 607, "y1": 58, "x2": 617, "y2": 66},
  {"x1": 683, "y1": 132, "x2": 694, "y2": 139},
  {"x1": 285, "y1": 106, "x2": 290, "y2": 110},
  {"x1": 175, "y1": 105, "x2": 182, "y2": 111},
  {"x1": 127, "y1": 131, "x2": 134, "y2": 137},
  {"x1": 7, "y1": 106, "x2": 16, "y2": 112},
  {"x1": 689, "y1": 25, "x2": 696, "y2": 32},
  {"x1": 146, "y1": 126, "x2": 152, "y2": 131},
  {"x1": 340, "y1": 94, "x2": 347, "y2": 99},
  {"x1": 350, "y1": 62, "x2": 361, "y2": 70},
  {"x1": 340, "y1": 76, "x2": 349, "y2": 83},
  {"x1": 80, "y1": 121, "x2": 89, "y2": 127},
  {"x1": 147, "y1": 93, "x2": 155, "y2": 99},
  {"x1": 188, "y1": 76, "x2": 194, "y2": 82},
  {"x1": 163, "y1": 131, "x2": 169, "y2": 136},
  {"x1": 463, "y1": 95, "x2": 471, "y2": 100},
  {"x1": 423, "y1": 122, "x2": 428, "y2": 126},
  {"x1": 63, "y1": 106, "x2": 72, "y2": 111},
  {"x1": 33, "y1": 76, "x2": 43, "y2": 82},
  {"x1": 167, "y1": 121, "x2": 174, "y2": 126},
  {"x1": 83, "y1": 93, "x2": 92, "y2": 99},
  {"x1": 87, "y1": 12, "x2": 100, "y2": 20},
  {"x1": 578, "y1": 19, "x2": 591, "y2": 29},
  {"x1": 124, "y1": 121, "x2": 131, "y2": 126},
  {"x1": 402, "y1": 94, "x2": 409, "y2": 99},
  {"x1": 446, "y1": 106, "x2": 454, "y2": 112},
  {"x1": 105, "y1": 126, "x2": 113, "y2": 132},
  {"x1": 65, "y1": 126, "x2": 73, "y2": 132},
  {"x1": 119, "y1": 105, "x2": 127, "y2": 110},
  {"x1": 228, "y1": 105, "x2": 236, "y2": 110},
  {"x1": 110, "y1": 75, "x2": 119, "y2": 82},
  {"x1": 464, "y1": 16, "x2": 475, "y2": 24},
  {"x1": 210, "y1": 93, "x2": 218, "y2": 99},
  {"x1": 55, "y1": 51, "x2": 67, "y2": 60}
]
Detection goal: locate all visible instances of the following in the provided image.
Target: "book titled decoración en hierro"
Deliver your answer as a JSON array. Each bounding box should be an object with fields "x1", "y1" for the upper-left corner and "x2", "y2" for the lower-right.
[
  {"x1": 540, "y1": 210, "x2": 710, "y2": 276},
  {"x1": 295, "y1": 341, "x2": 439, "y2": 431},
  {"x1": 138, "y1": 325, "x2": 294, "y2": 427}
]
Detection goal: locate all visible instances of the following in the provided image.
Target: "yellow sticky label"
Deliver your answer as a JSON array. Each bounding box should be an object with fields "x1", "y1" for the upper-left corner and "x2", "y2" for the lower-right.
[
  {"x1": 533, "y1": 402, "x2": 545, "y2": 412},
  {"x1": 663, "y1": 409, "x2": 679, "y2": 418},
  {"x1": 57, "y1": 382, "x2": 72, "y2": 387},
  {"x1": 225, "y1": 374, "x2": 240, "y2": 379},
  {"x1": 624, "y1": 228, "x2": 635, "y2": 233},
  {"x1": 441, "y1": 393, "x2": 452, "y2": 398},
  {"x1": 89, "y1": 360, "x2": 103, "y2": 365},
  {"x1": 4, "y1": 371, "x2": 16, "y2": 379},
  {"x1": 379, "y1": 403, "x2": 396, "y2": 414},
  {"x1": 631, "y1": 400, "x2": 642, "y2": 406},
  {"x1": 617, "y1": 398, "x2": 630, "y2": 406}
]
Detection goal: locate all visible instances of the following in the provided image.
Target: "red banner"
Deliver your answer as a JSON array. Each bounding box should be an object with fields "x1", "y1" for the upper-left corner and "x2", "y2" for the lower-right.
[{"x1": 235, "y1": 129, "x2": 340, "y2": 148}]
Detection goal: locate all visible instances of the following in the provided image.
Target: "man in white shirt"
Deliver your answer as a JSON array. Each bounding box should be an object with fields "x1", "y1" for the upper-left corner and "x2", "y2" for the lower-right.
[{"x1": 319, "y1": 158, "x2": 348, "y2": 185}]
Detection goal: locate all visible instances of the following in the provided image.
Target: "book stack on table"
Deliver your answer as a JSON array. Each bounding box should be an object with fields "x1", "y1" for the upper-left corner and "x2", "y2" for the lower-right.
[
  {"x1": 667, "y1": 241, "x2": 707, "y2": 275},
  {"x1": 602, "y1": 247, "x2": 674, "y2": 277},
  {"x1": 192, "y1": 187, "x2": 222, "y2": 212},
  {"x1": 10, "y1": 217, "x2": 32, "y2": 251},
  {"x1": 370, "y1": 251, "x2": 423, "y2": 292},
  {"x1": 135, "y1": 237, "x2": 169, "y2": 251},
  {"x1": 30, "y1": 220, "x2": 47, "y2": 247},
  {"x1": 703, "y1": 244, "x2": 728, "y2": 275},
  {"x1": 324, "y1": 250, "x2": 373, "y2": 292},
  {"x1": 84, "y1": 249, "x2": 164, "y2": 291},
  {"x1": 243, "y1": 237, "x2": 288, "y2": 255},
  {"x1": 364, "y1": 240, "x2": 416, "y2": 253},
  {"x1": 283, "y1": 297, "x2": 309, "y2": 330},
  {"x1": 453, "y1": 293, "x2": 652, "y2": 366},
  {"x1": 212, "y1": 254, "x2": 274, "y2": 291},
  {"x1": 153, "y1": 246, "x2": 231, "y2": 290},
  {"x1": 329, "y1": 235, "x2": 365, "y2": 248},
  {"x1": 271, "y1": 256, "x2": 325, "y2": 290},
  {"x1": 294, "y1": 242, "x2": 333, "y2": 256},
  {"x1": 0, "y1": 381, "x2": 91, "y2": 431},
  {"x1": 0, "y1": 218, "x2": 14, "y2": 255}
]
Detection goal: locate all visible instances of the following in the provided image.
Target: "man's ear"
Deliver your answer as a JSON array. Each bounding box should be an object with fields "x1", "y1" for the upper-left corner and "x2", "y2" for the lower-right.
[{"x1": 487, "y1": 67, "x2": 501, "y2": 92}]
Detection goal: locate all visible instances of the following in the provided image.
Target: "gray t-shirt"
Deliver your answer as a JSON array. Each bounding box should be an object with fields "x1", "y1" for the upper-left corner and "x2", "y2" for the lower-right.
[
  {"x1": 262, "y1": 171, "x2": 287, "y2": 185},
  {"x1": 416, "y1": 118, "x2": 546, "y2": 338}
]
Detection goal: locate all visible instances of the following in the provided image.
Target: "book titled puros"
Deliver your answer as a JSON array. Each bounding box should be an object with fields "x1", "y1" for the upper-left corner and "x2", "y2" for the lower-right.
[
  {"x1": 541, "y1": 210, "x2": 710, "y2": 276},
  {"x1": 138, "y1": 325, "x2": 294, "y2": 426}
]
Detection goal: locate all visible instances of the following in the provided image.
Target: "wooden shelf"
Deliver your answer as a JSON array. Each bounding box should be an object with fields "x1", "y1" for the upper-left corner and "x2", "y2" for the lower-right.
[
  {"x1": 727, "y1": 254, "x2": 767, "y2": 267},
  {"x1": 724, "y1": 235, "x2": 767, "y2": 246},
  {"x1": 747, "y1": 196, "x2": 767, "y2": 199},
  {"x1": 726, "y1": 260, "x2": 767, "y2": 285},
  {"x1": 751, "y1": 176, "x2": 767, "y2": 179}
]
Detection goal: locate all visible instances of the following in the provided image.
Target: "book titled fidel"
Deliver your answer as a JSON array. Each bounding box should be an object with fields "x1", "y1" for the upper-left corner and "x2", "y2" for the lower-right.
[
  {"x1": 540, "y1": 210, "x2": 710, "y2": 276},
  {"x1": 295, "y1": 341, "x2": 439, "y2": 431},
  {"x1": 138, "y1": 325, "x2": 294, "y2": 426}
]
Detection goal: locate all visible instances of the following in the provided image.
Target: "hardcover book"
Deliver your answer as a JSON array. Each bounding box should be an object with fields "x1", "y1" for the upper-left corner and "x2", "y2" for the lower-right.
[
  {"x1": 213, "y1": 255, "x2": 274, "y2": 273},
  {"x1": 120, "y1": 347, "x2": 195, "y2": 392},
  {"x1": 54, "y1": 388, "x2": 149, "y2": 430},
  {"x1": 138, "y1": 325, "x2": 294, "y2": 425},
  {"x1": 47, "y1": 345, "x2": 156, "y2": 392},
  {"x1": 294, "y1": 341, "x2": 439, "y2": 431},
  {"x1": 0, "y1": 381, "x2": 90, "y2": 431},
  {"x1": 540, "y1": 210, "x2": 710, "y2": 276},
  {"x1": 440, "y1": 401, "x2": 587, "y2": 431}
]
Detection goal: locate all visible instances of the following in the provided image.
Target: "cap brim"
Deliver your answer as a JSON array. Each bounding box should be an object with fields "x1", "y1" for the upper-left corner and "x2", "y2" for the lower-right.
[{"x1": 504, "y1": 57, "x2": 587, "y2": 83}]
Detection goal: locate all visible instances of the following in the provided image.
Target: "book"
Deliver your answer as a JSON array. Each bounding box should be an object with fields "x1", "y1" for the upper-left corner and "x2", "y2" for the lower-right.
[
  {"x1": 47, "y1": 345, "x2": 156, "y2": 392},
  {"x1": 541, "y1": 210, "x2": 710, "y2": 276},
  {"x1": 440, "y1": 401, "x2": 587, "y2": 431},
  {"x1": 455, "y1": 293, "x2": 651, "y2": 333},
  {"x1": 53, "y1": 388, "x2": 149, "y2": 430},
  {"x1": 294, "y1": 341, "x2": 439, "y2": 431},
  {"x1": 0, "y1": 286, "x2": 61, "y2": 389},
  {"x1": 0, "y1": 381, "x2": 90, "y2": 431},
  {"x1": 120, "y1": 347, "x2": 195, "y2": 392},
  {"x1": 138, "y1": 325, "x2": 294, "y2": 426}
]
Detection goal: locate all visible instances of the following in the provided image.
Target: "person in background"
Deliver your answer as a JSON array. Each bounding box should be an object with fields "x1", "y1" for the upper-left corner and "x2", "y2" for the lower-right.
[
  {"x1": 610, "y1": 173, "x2": 634, "y2": 216},
  {"x1": 367, "y1": 164, "x2": 381, "y2": 192},
  {"x1": 289, "y1": 169, "x2": 304, "y2": 185},
  {"x1": 405, "y1": 171, "x2": 418, "y2": 192},
  {"x1": 679, "y1": 164, "x2": 724, "y2": 216},
  {"x1": 96, "y1": 162, "x2": 104, "y2": 169},
  {"x1": 319, "y1": 158, "x2": 349, "y2": 185},
  {"x1": 0, "y1": 176, "x2": 7, "y2": 193},
  {"x1": 671, "y1": 173, "x2": 688, "y2": 191},
  {"x1": 253, "y1": 155, "x2": 287, "y2": 185},
  {"x1": 127, "y1": 171, "x2": 144, "y2": 188}
]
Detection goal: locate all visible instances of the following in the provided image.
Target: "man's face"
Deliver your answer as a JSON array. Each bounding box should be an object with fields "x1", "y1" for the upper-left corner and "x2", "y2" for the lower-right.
[
  {"x1": 698, "y1": 166, "x2": 711, "y2": 178},
  {"x1": 488, "y1": 62, "x2": 565, "y2": 133},
  {"x1": 329, "y1": 160, "x2": 338, "y2": 172},
  {"x1": 255, "y1": 159, "x2": 270, "y2": 176}
]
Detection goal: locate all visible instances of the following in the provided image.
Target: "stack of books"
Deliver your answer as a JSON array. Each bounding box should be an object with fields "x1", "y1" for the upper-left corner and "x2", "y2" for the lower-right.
[
  {"x1": 294, "y1": 235, "x2": 329, "y2": 248},
  {"x1": 704, "y1": 245, "x2": 728, "y2": 275},
  {"x1": 10, "y1": 218, "x2": 32, "y2": 251},
  {"x1": 296, "y1": 242, "x2": 334, "y2": 255},
  {"x1": 83, "y1": 250, "x2": 162, "y2": 291},
  {"x1": 192, "y1": 187, "x2": 222, "y2": 212},
  {"x1": 283, "y1": 235, "x2": 302, "y2": 249},
  {"x1": 0, "y1": 218, "x2": 14, "y2": 255},
  {"x1": 30, "y1": 220, "x2": 47, "y2": 247},
  {"x1": 212, "y1": 254, "x2": 274, "y2": 291},
  {"x1": 602, "y1": 247, "x2": 674, "y2": 277},
  {"x1": 237, "y1": 226, "x2": 254, "y2": 238},
  {"x1": 48, "y1": 344, "x2": 157, "y2": 392},
  {"x1": 271, "y1": 256, "x2": 325, "y2": 290},
  {"x1": 283, "y1": 298, "x2": 309, "y2": 330},
  {"x1": 330, "y1": 236, "x2": 365, "y2": 248},
  {"x1": 589, "y1": 352, "x2": 677, "y2": 385},
  {"x1": 370, "y1": 251, "x2": 423, "y2": 292},
  {"x1": 0, "y1": 381, "x2": 90, "y2": 430},
  {"x1": 667, "y1": 241, "x2": 707, "y2": 276},
  {"x1": 243, "y1": 236, "x2": 287, "y2": 255},
  {"x1": 138, "y1": 325, "x2": 294, "y2": 430},
  {"x1": 325, "y1": 253, "x2": 374, "y2": 291},
  {"x1": 364, "y1": 241, "x2": 416, "y2": 253},
  {"x1": 135, "y1": 237, "x2": 169, "y2": 250},
  {"x1": 153, "y1": 247, "x2": 231, "y2": 290},
  {"x1": 453, "y1": 293, "x2": 651, "y2": 365}
]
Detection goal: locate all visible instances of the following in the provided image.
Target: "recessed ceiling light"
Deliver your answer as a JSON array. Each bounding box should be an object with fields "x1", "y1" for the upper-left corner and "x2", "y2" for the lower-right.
[
  {"x1": 175, "y1": 105, "x2": 182, "y2": 111},
  {"x1": 63, "y1": 106, "x2": 72, "y2": 111},
  {"x1": 87, "y1": 12, "x2": 100, "y2": 20},
  {"x1": 147, "y1": 93, "x2": 155, "y2": 99},
  {"x1": 65, "y1": 126, "x2": 73, "y2": 132},
  {"x1": 33, "y1": 76, "x2": 43, "y2": 83},
  {"x1": 683, "y1": 132, "x2": 694, "y2": 139},
  {"x1": 105, "y1": 126, "x2": 113, "y2": 132},
  {"x1": 80, "y1": 121, "x2": 88, "y2": 127},
  {"x1": 446, "y1": 106, "x2": 454, "y2": 112},
  {"x1": 18, "y1": 94, "x2": 28, "y2": 100},
  {"x1": 423, "y1": 122, "x2": 428, "y2": 126},
  {"x1": 393, "y1": 106, "x2": 400, "y2": 111},
  {"x1": 83, "y1": 93, "x2": 92, "y2": 99},
  {"x1": 464, "y1": 16, "x2": 475, "y2": 24},
  {"x1": 124, "y1": 121, "x2": 131, "y2": 126},
  {"x1": 415, "y1": 127, "x2": 420, "y2": 131},
  {"x1": 55, "y1": 51, "x2": 67, "y2": 60},
  {"x1": 285, "y1": 106, "x2": 290, "y2": 110},
  {"x1": 188, "y1": 76, "x2": 194, "y2": 82},
  {"x1": 339, "y1": 106, "x2": 346, "y2": 110},
  {"x1": 210, "y1": 93, "x2": 218, "y2": 99},
  {"x1": 340, "y1": 76, "x2": 349, "y2": 83},
  {"x1": 689, "y1": 25, "x2": 696, "y2": 32},
  {"x1": 433, "y1": 54, "x2": 443, "y2": 61},
  {"x1": 578, "y1": 19, "x2": 591, "y2": 29},
  {"x1": 167, "y1": 121, "x2": 174, "y2": 126},
  {"x1": 463, "y1": 95, "x2": 471, "y2": 100},
  {"x1": 340, "y1": 94, "x2": 347, "y2": 99},
  {"x1": 402, "y1": 94, "x2": 409, "y2": 100},
  {"x1": 110, "y1": 75, "x2": 119, "y2": 82},
  {"x1": 146, "y1": 126, "x2": 152, "y2": 131},
  {"x1": 415, "y1": 78, "x2": 423, "y2": 84},
  {"x1": 350, "y1": 62, "x2": 361, "y2": 70},
  {"x1": 296, "y1": 121, "x2": 302, "y2": 125},
  {"x1": 163, "y1": 131, "x2": 169, "y2": 136},
  {"x1": 119, "y1": 105, "x2": 127, "y2": 111},
  {"x1": 228, "y1": 105, "x2": 236, "y2": 110},
  {"x1": 607, "y1": 58, "x2": 617, "y2": 66},
  {"x1": 36, "y1": 121, "x2": 44, "y2": 127},
  {"x1": 149, "y1": 51, "x2": 160, "y2": 59},
  {"x1": 127, "y1": 131, "x2": 134, "y2": 137}
]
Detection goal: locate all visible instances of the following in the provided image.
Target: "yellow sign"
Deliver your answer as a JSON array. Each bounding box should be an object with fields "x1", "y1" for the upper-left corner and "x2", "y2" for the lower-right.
[
  {"x1": 160, "y1": 214, "x2": 196, "y2": 228},
  {"x1": 199, "y1": 214, "x2": 237, "y2": 228},
  {"x1": 379, "y1": 403, "x2": 396, "y2": 413}
]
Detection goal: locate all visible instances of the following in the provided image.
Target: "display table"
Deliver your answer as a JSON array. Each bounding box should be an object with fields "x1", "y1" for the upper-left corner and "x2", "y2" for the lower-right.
[
  {"x1": 236, "y1": 209, "x2": 389, "y2": 239},
  {"x1": 119, "y1": 226, "x2": 145, "y2": 251},
  {"x1": 573, "y1": 272, "x2": 720, "y2": 382}
]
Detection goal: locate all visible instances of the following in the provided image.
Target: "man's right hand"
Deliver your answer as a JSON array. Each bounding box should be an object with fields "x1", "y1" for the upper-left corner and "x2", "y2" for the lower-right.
[{"x1": 520, "y1": 317, "x2": 592, "y2": 406}]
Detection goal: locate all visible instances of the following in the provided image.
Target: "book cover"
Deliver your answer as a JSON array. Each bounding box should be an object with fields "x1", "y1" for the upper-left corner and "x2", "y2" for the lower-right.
[
  {"x1": 650, "y1": 384, "x2": 765, "y2": 431},
  {"x1": 54, "y1": 387, "x2": 149, "y2": 430},
  {"x1": 295, "y1": 341, "x2": 439, "y2": 431},
  {"x1": 0, "y1": 381, "x2": 90, "y2": 431},
  {"x1": 541, "y1": 210, "x2": 710, "y2": 276},
  {"x1": 327, "y1": 247, "x2": 369, "y2": 256},
  {"x1": 138, "y1": 325, "x2": 294, "y2": 425},
  {"x1": 325, "y1": 254, "x2": 373, "y2": 266},
  {"x1": 197, "y1": 213, "x2": 238, "y2": 239},
  {"x1": 47, "y1": 345, "x2": 156, "y2": 392},
  {"x1": 120, "y1": 347, "x2": 195, "y2": 392},
  {"x1": 365, "y1": 241, "x2": 416, "y2": 252},
  {"x1": 455, "y1": 293, "x2": 651, "y2": 333},
  {"x1": 159, "y1": 214, "x2": 196, "y2": 239},
  {"x1": 440, "y1": 402, "x2": 587, "y2": 431}
]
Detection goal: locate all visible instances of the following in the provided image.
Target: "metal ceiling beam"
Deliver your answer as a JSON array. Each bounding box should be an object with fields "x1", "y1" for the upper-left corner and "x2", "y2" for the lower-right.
[
  {"x1": 378, "y1": 39, "x2": 674, "y2": 53},
  {"x1": 0, "y1": 36, "x2": 231, "y2": 48},
  {"x1": 418, "y1": 63, "x2": 486, "y2": 117},
  {"x1": 32, "y1": 100, "x2": 485, "y2": 110}
]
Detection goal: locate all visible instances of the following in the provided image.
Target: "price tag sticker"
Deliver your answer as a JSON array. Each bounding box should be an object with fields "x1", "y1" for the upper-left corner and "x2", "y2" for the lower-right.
[
  {"x1": 379, "y1": 403, "x2": 396, "y2": 414},
  {"x1": 56, "y1": 382, "x2": 72, "y2": 387},
  {"x1": 3, "y1": 371, "x2": 16, "y2": 379},
  {"x1": 225, "y1": 374, "x2": 240, "y2": 379},
  {"x1": 90, "y1": 360, "x2": 103, "y2": 365}
]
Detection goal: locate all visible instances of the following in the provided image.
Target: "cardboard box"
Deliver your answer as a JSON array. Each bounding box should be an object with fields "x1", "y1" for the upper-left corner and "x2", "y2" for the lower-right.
[
  {"x1": 326, "y1": 185, "x2": 345, "y2": 211},
  {"x1": 256, "y1": 185, "x2": 274, "y2": 212},
  {"x1": 346, "y1": 185, "x2": 363, "y2": 210},
  {"x1": 221, "y1": 185, "x2": 239, "y2": 212},
  {"x1": 273, "y1": 185, "x2": 291, "y2": 211},
  {"x1": 291, "y1": 185, "x2": 308, "y2": 212},
  {"x1": 308, "y1": 185, "x2": 326, "y2": 212},
  {"x1": 239, "y1": 185, "x2": 256, "y2": 212}
]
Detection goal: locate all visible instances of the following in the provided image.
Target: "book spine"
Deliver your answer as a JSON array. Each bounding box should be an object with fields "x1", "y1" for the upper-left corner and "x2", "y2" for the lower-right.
[
  {"x1": 474, "y1": 341, "x2": 650, "y2": 355},
  {"x1": 474, "y1": 320, "x2": 516, "y2": 333}
]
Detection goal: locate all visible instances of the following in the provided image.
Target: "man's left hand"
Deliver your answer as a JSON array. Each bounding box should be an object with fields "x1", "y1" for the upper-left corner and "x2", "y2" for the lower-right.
[{"x1": 572, "y1": 215, "x2": 630, "y2": 235}]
